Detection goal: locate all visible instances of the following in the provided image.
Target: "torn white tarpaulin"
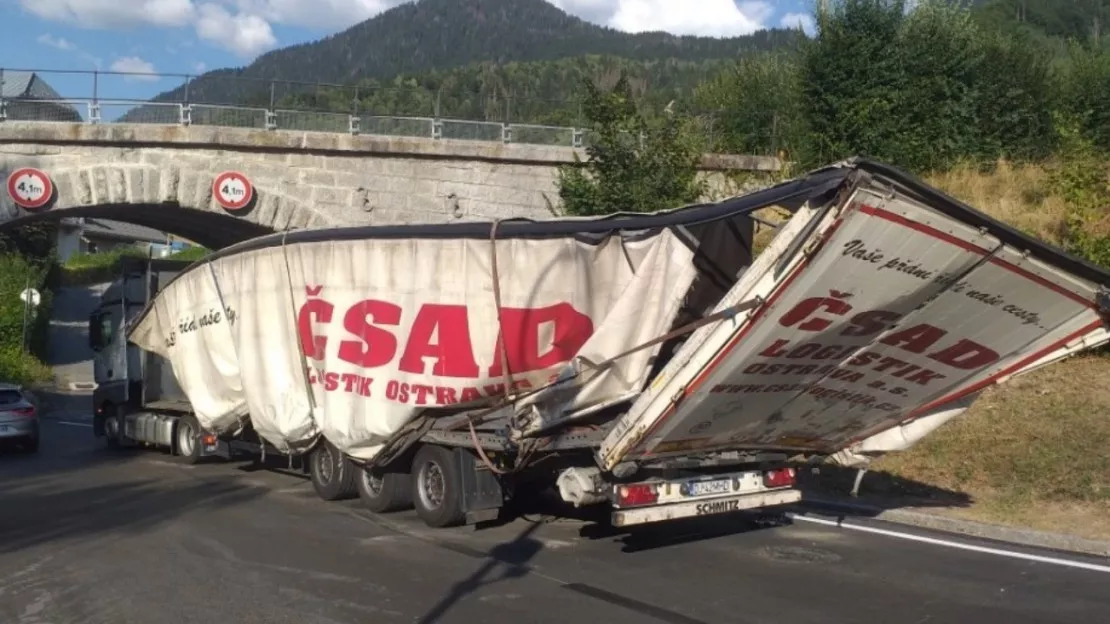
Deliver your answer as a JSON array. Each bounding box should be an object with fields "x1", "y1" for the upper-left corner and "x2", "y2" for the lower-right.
[{"x1": 128, "y1": 230, "x2": 702, "y2": 460}]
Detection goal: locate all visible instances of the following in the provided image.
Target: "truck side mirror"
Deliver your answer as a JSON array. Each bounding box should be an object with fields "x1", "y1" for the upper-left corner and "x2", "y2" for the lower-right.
[{"x1": 88, "y1": 312, "x2": 104, "y2": 351}]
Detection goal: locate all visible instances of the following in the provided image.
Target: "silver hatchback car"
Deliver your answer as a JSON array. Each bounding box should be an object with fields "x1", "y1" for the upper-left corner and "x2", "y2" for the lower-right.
[{"x1": 0, "y1": 384, "x2": 39, "y2": 453}]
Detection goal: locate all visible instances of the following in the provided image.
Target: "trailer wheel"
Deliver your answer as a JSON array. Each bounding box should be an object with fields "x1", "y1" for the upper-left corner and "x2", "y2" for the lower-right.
[
  {"x1": 356, "y1": 466, "x2": 413, "y2": 513},
  {"x1": 411, "y1": 445, "x2": 465, "y2": 528},
  {"x1": 174, "y1": 414, "x2": 203, "y2": 465},
  {"x1": 310, "y1": 441, "x2": 358, "y2": 501}
]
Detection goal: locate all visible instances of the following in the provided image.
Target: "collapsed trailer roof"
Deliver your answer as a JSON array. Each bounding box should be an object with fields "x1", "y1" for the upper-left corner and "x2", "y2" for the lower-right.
[{"x1": 161, "y1": 158, "x2": 1110, "y2": 290}]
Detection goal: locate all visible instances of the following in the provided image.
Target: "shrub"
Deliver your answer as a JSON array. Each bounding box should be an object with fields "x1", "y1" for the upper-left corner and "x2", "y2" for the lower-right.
[
  {"x1": 558, "y1": 74, "x2": 705, "y2": 216},
  {"x1": 0, "y1": 346, "x2": 53, "y2": 386},
  {"x1": 1047, "y1": 113, "x2": 1110, "y2": 268},
  {"x1": 165, "y1": 246, "x2": 211, "y2": 262}
]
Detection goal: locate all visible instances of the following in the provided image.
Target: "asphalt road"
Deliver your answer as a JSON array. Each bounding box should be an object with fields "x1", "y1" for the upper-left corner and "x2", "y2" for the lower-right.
[{"x1": 2, "y1": 409, "x2": 1109, "y2": 624}]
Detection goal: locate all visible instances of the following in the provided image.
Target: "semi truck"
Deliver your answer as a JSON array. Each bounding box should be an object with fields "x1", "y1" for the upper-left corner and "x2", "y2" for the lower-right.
[
  {"x1": 88, "y1": 257, "x2": 357, "y2": 499},
  {"x1": 94, "y1": 159, "x2": 1110, "y2": 531}
]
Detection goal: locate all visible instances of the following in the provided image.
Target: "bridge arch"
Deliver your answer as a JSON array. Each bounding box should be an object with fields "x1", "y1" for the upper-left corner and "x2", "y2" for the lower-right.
[{"x1": 0, "y1": 162, "x2": 330, "y2": 249}]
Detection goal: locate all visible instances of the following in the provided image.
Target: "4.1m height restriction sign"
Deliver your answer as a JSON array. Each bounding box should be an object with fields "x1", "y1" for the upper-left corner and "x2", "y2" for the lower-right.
[
  {"x1": 7, "y1": 168, "x2": 54, "y2": 210},
  {"x1": 212, "y1": 171, "x2": 254, "y2": 211}
]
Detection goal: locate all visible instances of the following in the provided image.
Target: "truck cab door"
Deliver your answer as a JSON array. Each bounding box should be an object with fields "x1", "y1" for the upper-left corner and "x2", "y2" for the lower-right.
[{"x1": 90, "y1": 308, "x2": 124, "y2": 385}]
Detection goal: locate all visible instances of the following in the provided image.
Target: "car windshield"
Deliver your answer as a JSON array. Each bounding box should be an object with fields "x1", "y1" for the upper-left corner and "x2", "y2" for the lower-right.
[{"x1": 0, "y1": 389, "x2": 24, "y2": 405}]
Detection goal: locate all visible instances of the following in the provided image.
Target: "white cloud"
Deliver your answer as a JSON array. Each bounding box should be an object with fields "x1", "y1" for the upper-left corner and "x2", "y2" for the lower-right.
[
  {"x1": 193, "y1": 61, "x2": 208, "y2": 73},
  {"x1": 195, "y1": 3, "x2": 277, "y2": 57},
  {"x1": 545, "y1": 0, "x2": 616, "y2": 24},
  {"x1": 231, "y1": 0, "x2": 399, "y2": 31},
  {"x1": 110, "y1": 56, "x2": 161, "y2": 81},
  {"x1": 36, "y1": 33, "x2": 75, "y2": 50},
  {"x1": 144, "y1": 0, "x2": 197, "y2": 26},
  {"x1": 551, "y1": 0, "x2": 773, "y2": 37},
  {"x1": 19, "y1": 0, "x2": 195, "y2": 29},
  {"x1": 779, "y1": 11, "x2": 816, "y2": 35},
  {"x1": 80, "y1": 52, "x2": 104, "y2": 69},
  {"x1": 35, "y1": 32, "x2": 101, "y2": 67},
  {"x1": 18, "y1": 0, "x2": 278, "y2": 58}
]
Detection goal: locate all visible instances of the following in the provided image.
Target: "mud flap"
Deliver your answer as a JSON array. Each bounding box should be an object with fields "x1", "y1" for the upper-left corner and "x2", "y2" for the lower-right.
[{"x1": 455, "y1": 448, "x2": 504, "y2": 524}]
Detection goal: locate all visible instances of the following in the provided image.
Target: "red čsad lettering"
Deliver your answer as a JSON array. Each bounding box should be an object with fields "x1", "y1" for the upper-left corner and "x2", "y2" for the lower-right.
[
  {"x1": 296, "y1": 288, "x2": 594, "y2": 379},
  {"x1": 398, "y1": 304, "x2": 480, "y2": 377},
  {"x1": 489, "y1": 304, "x2": 594, "y2": 377},
  {"x1": 779, "y1": 292, "x2": 901, "y2": 338},
  {"x1": 772, "y1": 294, "x2": 1001, "y2": 374},
  {"x1": 298, "y1": 292, "x2": 333, "y2": 360},
  {"x1": 339, "y1": 299, "x2": 401, "y2": 368},
  {"x1": 778, "y1": 291, "x2": 854, "y2": 332}
]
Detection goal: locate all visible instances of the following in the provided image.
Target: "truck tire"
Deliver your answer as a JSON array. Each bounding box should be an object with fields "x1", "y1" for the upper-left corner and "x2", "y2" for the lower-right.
[
  {"x1": 355, "y1": 466, "x2": 412, "y2": 513},
  {"x1": 174, "y1": 414, "x2": 204, "y2": 465},
  {"x1": 411, "y1": 444, "x2": 466, "y2": 528},
  {"x1": 102, "y1": 405, "x2": 123, "y2": 449},
  {"x1": 310, "y1": 441, "x2": 358, "y2": 501}
]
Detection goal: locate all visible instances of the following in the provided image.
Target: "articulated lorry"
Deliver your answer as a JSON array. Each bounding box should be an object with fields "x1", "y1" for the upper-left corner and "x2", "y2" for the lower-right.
[
  {"x1": 89, "y1": 257, "x2": 314, "y2": 467},
  {"x1": 93, "y1": 159, "x2": 1110, "y2": 530}
]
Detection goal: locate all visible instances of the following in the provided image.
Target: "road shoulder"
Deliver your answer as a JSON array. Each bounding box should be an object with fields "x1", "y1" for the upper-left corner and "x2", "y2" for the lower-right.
[{"x1": 800, "y1": 495, "x2": 1110, "y2": 558}]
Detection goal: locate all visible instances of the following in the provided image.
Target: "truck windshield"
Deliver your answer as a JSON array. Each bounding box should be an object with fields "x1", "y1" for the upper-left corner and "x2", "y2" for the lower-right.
[{"x1": 92, "y1": 311, "x2": 114, "y2": 349}]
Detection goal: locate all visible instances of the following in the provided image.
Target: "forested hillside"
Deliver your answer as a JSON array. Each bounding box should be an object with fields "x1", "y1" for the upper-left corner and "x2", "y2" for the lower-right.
[
  {"x1": 141, "y1": 0, "x2": 800, "y2": 108},
  {"x1": 276, "y1": 55, "x2": 736, "y2": 126},
  {"x1": 973, "y1": 0, "x2": 1110, "y2": 43}
]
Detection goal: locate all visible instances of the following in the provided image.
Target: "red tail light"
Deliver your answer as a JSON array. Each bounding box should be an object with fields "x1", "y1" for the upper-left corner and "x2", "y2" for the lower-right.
[
  {"x1": 763, "y1": 467, "x2": 796, "y2": 489},
  {"x1": 617, "y1": 483, "x2": 659, "y2": 507},
  {"x1": 12, "y1": 407, "x2": 35, "y2": 417}
]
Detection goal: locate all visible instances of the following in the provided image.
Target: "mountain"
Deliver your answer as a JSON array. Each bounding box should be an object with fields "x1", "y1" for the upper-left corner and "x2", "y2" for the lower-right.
[{"x1": 143, "y1": 0, "x2": 802, "y2": 107}]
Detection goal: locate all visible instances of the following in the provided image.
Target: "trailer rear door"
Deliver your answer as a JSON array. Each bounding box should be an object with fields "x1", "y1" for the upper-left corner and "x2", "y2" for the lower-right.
[{"x1": 599, "y1": 177, "x2": 1110, "y2": 470}]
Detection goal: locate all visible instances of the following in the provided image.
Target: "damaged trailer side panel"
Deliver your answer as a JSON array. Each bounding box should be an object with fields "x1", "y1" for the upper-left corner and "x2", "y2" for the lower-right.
[
  {"x1": 125, "y1": 169, "x2": 856, "y2": 463},
  {"x1": 599, "y1": 168, "x2": 1110, "y2": 470}
]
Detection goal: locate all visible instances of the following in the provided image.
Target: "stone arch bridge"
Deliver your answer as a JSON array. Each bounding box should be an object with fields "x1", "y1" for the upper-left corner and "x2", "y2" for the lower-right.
[{"x1": 0, "y1": 122, "x2": 780, "y2": 249}]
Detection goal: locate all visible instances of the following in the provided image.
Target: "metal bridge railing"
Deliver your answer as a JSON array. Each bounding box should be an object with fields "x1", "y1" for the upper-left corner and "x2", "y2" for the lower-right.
[
  {"x1": 0, "y1": 97, "x2": 592, "y2": 148},
  {"x1": 0, "y1": 67, "x2": 601, "y2": 148},
  {"x1": 0, "y1": 67, "x2": 782, "y2": 153}
]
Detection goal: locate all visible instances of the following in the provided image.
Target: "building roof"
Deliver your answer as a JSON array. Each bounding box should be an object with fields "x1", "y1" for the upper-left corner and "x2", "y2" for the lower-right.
[
  {"x1": 1, "y1": 70, "x2": 66, "y2": 100},
  {"x1": 82, "y1": 219, "x2": 171, "y2": 244}
]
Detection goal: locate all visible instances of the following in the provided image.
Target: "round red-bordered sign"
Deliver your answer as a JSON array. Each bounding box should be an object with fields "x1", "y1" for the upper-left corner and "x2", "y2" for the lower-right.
[
  {"x1": 212, "y1": 171, "x2": 254, "y2": 211},
  {"x1": 6, "y1": 167, "x2": 54, "y2": 210}
]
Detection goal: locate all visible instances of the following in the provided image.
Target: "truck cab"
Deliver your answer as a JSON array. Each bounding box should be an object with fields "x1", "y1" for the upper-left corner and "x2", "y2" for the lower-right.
[{"x1": 88, "y1": 257, "x2": 196, "y2": 449}]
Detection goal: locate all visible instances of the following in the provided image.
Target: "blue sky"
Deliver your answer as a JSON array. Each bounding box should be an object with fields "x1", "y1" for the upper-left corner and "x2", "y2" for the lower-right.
[{"x1": 0, "y1": 0, "x2": 816, "y2": 103}]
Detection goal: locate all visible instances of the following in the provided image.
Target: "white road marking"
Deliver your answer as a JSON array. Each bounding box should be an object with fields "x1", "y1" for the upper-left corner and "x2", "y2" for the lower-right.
[
  {"x1": 790, "y1": 514, "x2": 1110, "y2": 574},
  {"x1": 54, "y1": 421, "x2": 93, "y2": 428}
]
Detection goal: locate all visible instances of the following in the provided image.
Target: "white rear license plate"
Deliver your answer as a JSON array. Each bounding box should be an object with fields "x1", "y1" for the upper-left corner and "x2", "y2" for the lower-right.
[{"x1": 685, "y1": 478, "x2": 731, "y2": 497}]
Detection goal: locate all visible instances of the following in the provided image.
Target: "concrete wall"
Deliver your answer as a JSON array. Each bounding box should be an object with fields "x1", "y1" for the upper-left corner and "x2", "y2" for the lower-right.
[
  {"x1": 0, "y1": 122, "x2": 781, "y2": 232},
  {"x1": 55, "y1": 225, "x2": 83, "y2": 263}
]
